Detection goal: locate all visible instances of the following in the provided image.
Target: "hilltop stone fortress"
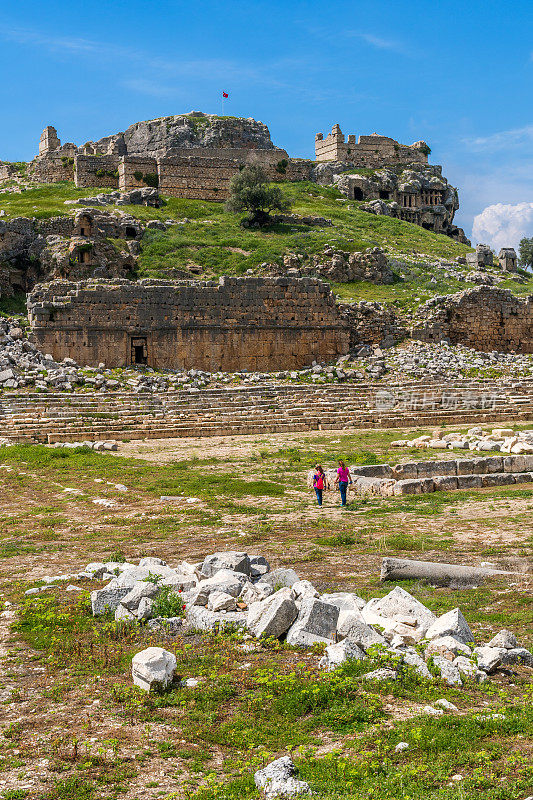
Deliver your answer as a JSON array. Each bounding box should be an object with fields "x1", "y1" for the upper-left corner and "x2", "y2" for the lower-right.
[
  {"x1": 29, "y1": 114, "x2": 309, "y2": 202},
  {"x1": 23, "y1": 112, "x2": 465, "y2": 240}
]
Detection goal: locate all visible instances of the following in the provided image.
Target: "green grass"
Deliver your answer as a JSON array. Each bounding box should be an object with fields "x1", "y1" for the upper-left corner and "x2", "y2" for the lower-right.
[
  {"x1": 0, "y1": 182, "x2": 117, "y2": 218},
  {"x1": 7, "y1": 180, "x2": 533, "y2": 310}
]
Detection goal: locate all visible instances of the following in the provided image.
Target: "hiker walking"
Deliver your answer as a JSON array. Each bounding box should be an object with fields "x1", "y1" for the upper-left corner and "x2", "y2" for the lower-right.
[
  {"x1": 335, "y1": 459, "x2": 352, "y2": 507},
  {"x1": 312, "y1": 464, "x2": 326, "y2": 507}
]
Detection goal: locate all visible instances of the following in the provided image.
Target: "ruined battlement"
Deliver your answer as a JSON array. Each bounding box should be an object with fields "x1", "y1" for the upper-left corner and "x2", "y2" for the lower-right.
[
  {"x1": 315, "y1": 124, "x2": 429, "y2": 168},
  {"x1": 28, "y1": 277, "x2": 349, "y2": 371}
]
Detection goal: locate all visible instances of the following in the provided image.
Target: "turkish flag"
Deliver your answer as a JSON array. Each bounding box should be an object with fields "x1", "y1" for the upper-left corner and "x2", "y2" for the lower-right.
[{"x1": 222, "y1": 91, "x2": 229, "y2": 98}]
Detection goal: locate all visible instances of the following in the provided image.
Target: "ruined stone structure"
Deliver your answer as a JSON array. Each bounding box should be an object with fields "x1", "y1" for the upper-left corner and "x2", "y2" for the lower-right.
[
  {"x1": 28, "y1": 114, "x2": 311, "y2": 201},
  {"x1": 18, "y1": 111, "x2": 466, "y2": 239},
  {"x1": 0, "y1": 209, "x2": 145, "y2": 295},
  {"x1": 466, "y1": 244, "x2": 493, "y2": 268},
  {"x1": 39, "y1": 126, "x2": 61, "y2": 156},
  {"x1": 28, "y1": 277, "x2": 349, "y2": 371},
  {"x1": 334, "y1": 165, "x2": 468, "y2": 241},
  {"x1": 341, "y1": 301, "x2": 407, "y2": 349},
  {"x1": 315, "y1": 124, "x2": 429, "y2": 168},
  {"x1": 499, "y1": 248, "x2": 518, "y2": 272},
  {"x1": 412, "y1": 286, "x2": 533, "y2": 353}
]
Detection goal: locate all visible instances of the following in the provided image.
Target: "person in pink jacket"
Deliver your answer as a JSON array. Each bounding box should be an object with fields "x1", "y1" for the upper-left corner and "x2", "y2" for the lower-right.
[{"x1": 334, "y1": 459, "x2": 352, "y2": 506}]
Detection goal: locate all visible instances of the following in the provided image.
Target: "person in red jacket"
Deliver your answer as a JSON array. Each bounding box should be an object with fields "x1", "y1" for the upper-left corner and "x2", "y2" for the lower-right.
[{"x1": 312, "y1": 464, "x2": 326, "y2": 507}]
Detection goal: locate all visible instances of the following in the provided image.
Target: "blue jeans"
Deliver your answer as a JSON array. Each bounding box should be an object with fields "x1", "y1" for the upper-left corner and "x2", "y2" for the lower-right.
[
  {"x1": 314, "y1": 488, "x2": 323, "y2": 506},
  {"x1": 339, "y1": 481, "x2": 349, "y2": 506}
]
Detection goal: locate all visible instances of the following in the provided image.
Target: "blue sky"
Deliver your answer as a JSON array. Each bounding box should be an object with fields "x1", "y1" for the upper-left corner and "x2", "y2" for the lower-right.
[{"x1": 1, "y1": 0, "x2": 532, "y2": 245}]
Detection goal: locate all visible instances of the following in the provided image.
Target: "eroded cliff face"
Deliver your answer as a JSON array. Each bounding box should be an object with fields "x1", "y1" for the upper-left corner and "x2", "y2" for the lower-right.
[{"x1": 80, "y1": 113, "x2": 276, "y2": 158}]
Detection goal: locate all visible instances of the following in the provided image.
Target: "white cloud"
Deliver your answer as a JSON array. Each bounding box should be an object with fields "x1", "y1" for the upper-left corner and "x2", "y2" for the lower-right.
[
  {"x1": 464, "y1": 125, "x2": 533, "y2": 152},
  {"x1": 472, "y1": 202, "x2": 533, "y2": 252},
  {"x1": 342, "y1": 31, "x2": 410, "y2": 55}
]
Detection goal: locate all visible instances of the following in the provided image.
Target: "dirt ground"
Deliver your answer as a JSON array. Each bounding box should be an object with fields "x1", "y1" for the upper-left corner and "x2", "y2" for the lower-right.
[{"x1": 0, "y1": 425, "x2": 531, "y2": 799}]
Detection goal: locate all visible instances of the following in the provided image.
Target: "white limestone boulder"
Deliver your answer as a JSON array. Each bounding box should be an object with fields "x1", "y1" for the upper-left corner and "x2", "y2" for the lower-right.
[
  {"x1": 261, "y1": 568, "x2": 300, "y2": 589},
  {"x1": 345, "y1": 620, "x2": 387, "y2": 651},
  {"x1": 363, "y1": 587, "x2": 436, "y2": 633},
  {"x1": 319, "y1": 639, "x2": 365, "y2": 670},
  {"x1": 201, "y1": 551, "x2": 251, "y2": 578},
  {"x1": 131, "y1": 647, "x2": 177, "y2": 692},
  {"x1": 120, "y1": 580, "x2": 161, "y2": 612},
  {"x1": 285, "y1": 598, "x2": 339, "y2": 647},
  {"x1": 486, "y1": 629, "x2": 517, "y2": 649},
  {"x1": 474, "y1": 646, "x2": 506, "y2": 673},
  {"x1": 247, "y1": 588, "x2": 298, "y2": 639},
  {"x1": 254, "y1": 756, "x2": 311, "y2": 799},
  {"x1": 425, "y1": 608, "x2": 474, "y2": 644},
  {"x1": 500, "y1": 647, "x2": 533, "y2": 667},
  {"x1": 186, "y1": 606, "x2": 247, "y2": 632},
  {"x1": 207, "y1": 591, "x2": 237, "y2": 612},
  {"x1": 432, "y1": 655, "x2": 462, "y2": 686},
  {"x1": 425, "y1": 636, "x2": 472, "y2": 659}
]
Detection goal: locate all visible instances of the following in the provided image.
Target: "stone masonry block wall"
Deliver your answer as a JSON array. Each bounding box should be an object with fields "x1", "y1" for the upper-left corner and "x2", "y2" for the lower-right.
[
  {"x1": 29, "y1": 154, "x2": 75, "y2": 184},
  {"x1": 74, "y1": 155, "x2": 121, "y2": 189},
  {"x1": 28, "y1": 277, "x2": 349, "y2": 371},
  {"x1": 157, "y1": 156, "x2": 238, "y2": 201},
  {"x1": 412, "y1": 287, "x2": 533, "y2": 353},
  {"x1": 118, "y1": 157, "x2": 158, "y2": 191}
]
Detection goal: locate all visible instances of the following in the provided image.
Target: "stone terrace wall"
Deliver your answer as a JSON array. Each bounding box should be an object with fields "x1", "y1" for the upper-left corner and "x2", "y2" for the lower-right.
[
  {"x1": 28, "y1": 277, "x2": 349, "y2": 371},
  {"x1": 75, "y1": 155, "x2": 120, "y2": 189},
  {"x1": 412, "y1": 287, "x2": 533, "y2": 353},
  {"x1": 118, "y1": 157, "x2": 158, "y2": 191}
]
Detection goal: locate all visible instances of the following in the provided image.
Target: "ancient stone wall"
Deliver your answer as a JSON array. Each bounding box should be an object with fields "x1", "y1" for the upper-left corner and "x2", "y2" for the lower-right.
[
  {"x1": 0, "y1": 163, "x2": 18, "y2": 181},
  {"x1": 412, "y1": 287, "x2": 533, "y2": 353},
  {"x1": 74, "y1": 155, "x2": 120, "y2": 189},
  {"x1": 315, "y1": 125, "x2": 428, "y2": 168},
  {"x1": 28, "y1": 277, "x2": 349, "y2": 371},
  {"x1": 157, "y1": 155, "x2": 237, "y2": 200},
  {"x1": 28, "y1": 153, "x2": 75, "y2": 184},
  {"x1": 340, "y1": 301, "x2": 407, "y2": 349}
]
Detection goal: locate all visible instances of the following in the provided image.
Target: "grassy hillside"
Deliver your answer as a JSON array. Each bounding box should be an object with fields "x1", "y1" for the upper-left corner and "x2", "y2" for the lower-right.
[{"x1": 3, "y1": 180, "x2": 531, "y2": 310}]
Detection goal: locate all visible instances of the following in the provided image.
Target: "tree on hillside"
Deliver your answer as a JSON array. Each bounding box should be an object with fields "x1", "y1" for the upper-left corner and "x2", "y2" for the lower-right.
[
  {"x1": 519, "y1": 237, "x2": 533, "y2": 269},
  {"x1": 225, "y1": 165, "x2": 291, "y2": 227}
]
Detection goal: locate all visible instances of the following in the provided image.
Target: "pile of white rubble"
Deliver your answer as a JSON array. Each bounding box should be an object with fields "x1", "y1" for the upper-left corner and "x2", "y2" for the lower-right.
[
  {"x1": 392, "y1": 427, "x2": 533, "y2": 454},
  {"x1": 75, "y1": 551, "x2": 533, "y2": 692}
]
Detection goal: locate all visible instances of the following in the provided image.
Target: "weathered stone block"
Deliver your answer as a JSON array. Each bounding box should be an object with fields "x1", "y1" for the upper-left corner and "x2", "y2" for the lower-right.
[
  {"x1": 425, "y1": 608, "x2": 474, "y2": 643},
  {"x1": 481, "y1": 472, "x2": 515, "y2": 487},
  {"x1": 433, "y1": 475, "x2": 458, "y2": 491},
  {"x1": 456, "y1": 474, "x2": 482, "y2": 490},
  {"x1": 201, "y1": 551, "x2": 251, "y2": 577},
  {"x1": 393, "y1": 478, "x2": 434, "y2": 495},
  {"x1": 247, "y1": 589, "x2": 298, "y2": 639},
  {"x1": 131, "y1": 647, "x2": 177, "y2": 692},
  {"x1": 285, "y1": 598, "x2": 339, "y2": 646}
]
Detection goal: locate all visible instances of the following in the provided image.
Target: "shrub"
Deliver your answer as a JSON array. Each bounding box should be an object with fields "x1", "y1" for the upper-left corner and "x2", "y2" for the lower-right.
[
  {"x1": 225, "y1": 165, "x2": 291, "y2": 227},
  {"x1": 142, "y1": 172, "x2": 159, "y2": 188},
  {"x1": 151, "y1": 586, "x2": 186, "y2": 618}
]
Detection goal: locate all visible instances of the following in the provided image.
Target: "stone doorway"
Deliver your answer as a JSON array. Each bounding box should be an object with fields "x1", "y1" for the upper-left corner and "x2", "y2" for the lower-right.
[{"x1": 131, "y1": 337, "x2": 148, "y2": 365}]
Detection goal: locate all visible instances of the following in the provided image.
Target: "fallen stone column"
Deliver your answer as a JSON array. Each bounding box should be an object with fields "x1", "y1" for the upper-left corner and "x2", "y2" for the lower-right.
[{"x1": 380, "y1": 557, "x2": 518, "y2": 586}]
